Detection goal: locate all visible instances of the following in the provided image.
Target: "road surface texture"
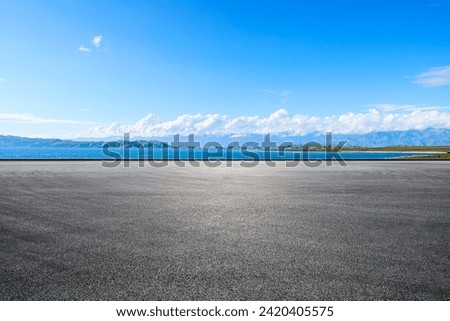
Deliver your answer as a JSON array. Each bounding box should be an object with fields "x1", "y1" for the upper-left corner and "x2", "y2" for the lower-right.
[{"x1": 0, "y1": 161, "x2": 449, "y2": 300}]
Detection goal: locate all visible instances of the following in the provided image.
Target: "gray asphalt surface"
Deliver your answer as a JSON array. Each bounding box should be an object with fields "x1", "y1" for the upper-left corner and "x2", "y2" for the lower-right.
[{"x1": 0, "y1": 161, "x2": 449, "y2": 300}]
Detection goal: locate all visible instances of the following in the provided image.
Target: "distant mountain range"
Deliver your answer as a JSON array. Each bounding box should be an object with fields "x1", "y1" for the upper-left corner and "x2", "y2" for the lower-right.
[
  {"x1": 291, "y1": 128, "x2": 450, "y2": 147},
  {"x1": 0, "y1": 128, "x2": 449, "y2": 148},
  {"x1": 0, "y1": 136, "x2": 169, "y2": 148}
]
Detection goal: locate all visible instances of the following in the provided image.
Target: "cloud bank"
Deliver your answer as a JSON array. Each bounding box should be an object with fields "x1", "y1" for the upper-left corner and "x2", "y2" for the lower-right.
[
  {"x1": 83, "y1": 106, "x2": 450, "y2": 138},
  {"x1": 414, "y1": 65, "x2": 450, "y2": 87}
]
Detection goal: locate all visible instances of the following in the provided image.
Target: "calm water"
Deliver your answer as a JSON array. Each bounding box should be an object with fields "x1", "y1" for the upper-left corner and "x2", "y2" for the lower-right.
[{"x1": 0, "y1": 147, "x2": 436, "y2": 160}]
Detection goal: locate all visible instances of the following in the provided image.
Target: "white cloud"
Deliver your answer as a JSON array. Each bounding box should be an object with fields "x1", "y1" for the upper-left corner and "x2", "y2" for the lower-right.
[
  {"x1": 78, "y1": 45, "x2": 91, "y2": 52},
  {"x1": 92, "y1": 35, "x2": 102, "y2": 49},
  {"x1": 77, "y1": 35, "x2": 103, "y2": 52},
  {"x1": 0, "y1": 113, "x2": 98, "y2": 125},
  {"x1": 82, "y1": 106, "x2": 450, "y2": 138},
  {"x1": 413, "y1": 65, "x2": 450, "y2": 87}
]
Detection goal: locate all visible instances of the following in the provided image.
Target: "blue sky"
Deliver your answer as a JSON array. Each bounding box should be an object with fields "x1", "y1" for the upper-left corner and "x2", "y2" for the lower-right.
[{"x1": 1, "y1": 0, "x2": 450, "y2": 138}]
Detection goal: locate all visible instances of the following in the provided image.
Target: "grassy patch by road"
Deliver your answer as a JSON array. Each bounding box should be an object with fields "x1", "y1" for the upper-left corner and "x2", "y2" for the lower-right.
[
  {"x1": 340, "y1": 146, "x2": 450, "y2": 152},
  {"x1": 339, "y1": 146, "x2": 450, "y2": 159}
]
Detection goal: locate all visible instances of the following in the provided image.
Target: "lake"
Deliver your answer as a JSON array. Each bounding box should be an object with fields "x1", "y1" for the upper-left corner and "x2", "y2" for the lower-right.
[{"x1": 0, "y1": 147, "x2": 437, "y2": 160}]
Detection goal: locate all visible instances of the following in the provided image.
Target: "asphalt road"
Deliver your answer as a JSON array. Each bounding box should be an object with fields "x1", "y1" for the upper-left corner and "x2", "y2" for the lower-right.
[{"x1": 0, "y1": 161, "x2": 449, "y2": 300}]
